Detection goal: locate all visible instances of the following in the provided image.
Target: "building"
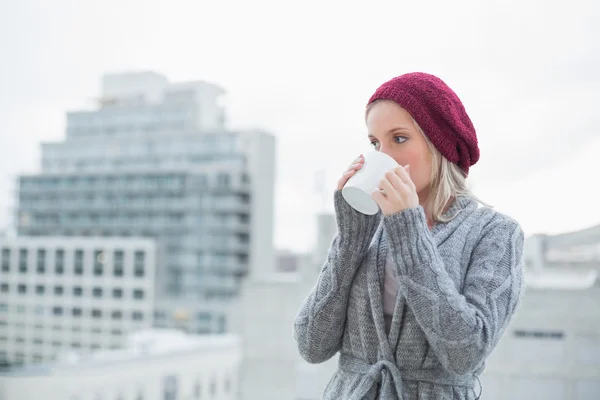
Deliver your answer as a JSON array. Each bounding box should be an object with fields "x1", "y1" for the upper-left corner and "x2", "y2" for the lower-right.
[
  {"x1": 231, "y1": 210, "x2": 339, "y2": 400},
  {"x1": 0, "y1": 329, "x2": 242, "y2": 400},
  {"x1": 481, "y1": 225, "x2": 600, "y2": 400},
  {"x1": 0, "y1": 236, "x2": 156, "y2": 368},
  {"x1": 15, "y1": 71, "x2": 276, "y2": 333}
]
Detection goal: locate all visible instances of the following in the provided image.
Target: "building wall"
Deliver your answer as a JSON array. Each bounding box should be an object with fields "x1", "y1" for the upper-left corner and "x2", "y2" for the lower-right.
[
  {"x1": 0, "y1": 236, "x2": 156, "y2": 367},
  {"x1": 482, "y1": 287, "x2": 600, "y2": 400},
  {"x1": 0, "y1": 332, "x2": 241, "y2": 400},
  {"x1": 232, "y1": 210, "x2": 339, "y2": 400}
]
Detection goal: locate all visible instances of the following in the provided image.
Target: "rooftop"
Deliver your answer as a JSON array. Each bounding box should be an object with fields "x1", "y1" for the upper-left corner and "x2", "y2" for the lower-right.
[{"x1": 0, "y1": 329, "x2": 240, "y2": 377}]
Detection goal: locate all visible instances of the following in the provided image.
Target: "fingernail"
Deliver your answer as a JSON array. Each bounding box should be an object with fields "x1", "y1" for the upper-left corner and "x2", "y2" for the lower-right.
[{"x1": 404, "y1": 164, "x2": 410, "y2": 170}]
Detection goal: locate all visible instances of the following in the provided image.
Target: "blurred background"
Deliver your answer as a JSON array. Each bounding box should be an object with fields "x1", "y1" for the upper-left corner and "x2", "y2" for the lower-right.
[{"x1": 0, "y1": 0, "x2": 598, "y2": 399}]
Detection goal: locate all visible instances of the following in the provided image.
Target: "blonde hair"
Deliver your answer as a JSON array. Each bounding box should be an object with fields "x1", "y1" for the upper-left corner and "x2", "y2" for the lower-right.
[
  {"x1": 416, "y1": 119, "x2": 490, "y2": 222},
  {"x1": 366, "y1": 99, "x2": 490, "y2": 223}
]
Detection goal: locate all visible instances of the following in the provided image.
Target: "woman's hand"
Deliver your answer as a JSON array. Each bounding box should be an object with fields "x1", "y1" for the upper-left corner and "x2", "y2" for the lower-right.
[
  {"x1": 372, "y1": 165, "x2": 419, "y2": 216},
  {"x1": 336, "y1": 154, "x2": 364, "y2": 191}
]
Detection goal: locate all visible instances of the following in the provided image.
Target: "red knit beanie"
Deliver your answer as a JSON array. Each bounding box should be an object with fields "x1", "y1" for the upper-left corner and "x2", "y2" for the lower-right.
[{"x1": 367, "y1": 72, "x2": 479, "y2": 175}]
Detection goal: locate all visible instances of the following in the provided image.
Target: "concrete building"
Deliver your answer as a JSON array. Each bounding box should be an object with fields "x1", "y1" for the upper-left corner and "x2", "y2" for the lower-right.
[
  {"x1": 0, "y1": 236, "x2": 156, "y2": 368},
  {"x1": 482, "y1": 224, "x2": 600, "y2": 400},
  {"x1": 232, "y1": 210, "x2": 339, "y2": 400},
  {"x1": 15, "y1": 71, "x2": 276, "y2": 333},
  {"x1": 0, "y1": 329, "x2": 242, "y2": 400}
]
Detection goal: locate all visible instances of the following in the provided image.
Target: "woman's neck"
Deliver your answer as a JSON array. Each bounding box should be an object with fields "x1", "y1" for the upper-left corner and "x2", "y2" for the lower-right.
[{"x1": 419, "y1": 194, "x2": 454, "y2": 230}]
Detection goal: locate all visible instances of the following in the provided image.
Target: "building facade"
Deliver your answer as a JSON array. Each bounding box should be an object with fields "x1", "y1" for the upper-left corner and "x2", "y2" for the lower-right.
[
  {"x1": 15, "y1": 71, "x2": 276, "y2": 333},
  {"x1": 232, "y1": 210, "x2": 339, "y2": 400},
  {"x1": 0, "y1": 236, "x2": 156, "y2": 368},
  {"x1": 482, "y1": 224, "x2": 600, "y2": 400},
  {"x1": 0, "y1": 329, "x2": 242, "y2": 400}
]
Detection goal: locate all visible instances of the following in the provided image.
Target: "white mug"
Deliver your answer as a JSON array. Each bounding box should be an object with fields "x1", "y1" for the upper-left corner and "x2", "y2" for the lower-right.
[{"x1": 342, "y1": 151, "x2": 399, "y2": 215}]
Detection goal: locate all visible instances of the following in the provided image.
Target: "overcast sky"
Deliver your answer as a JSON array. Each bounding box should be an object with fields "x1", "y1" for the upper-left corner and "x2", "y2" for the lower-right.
[{"x1": 1, "y1": 0, "x2": 598, "y2": 253}]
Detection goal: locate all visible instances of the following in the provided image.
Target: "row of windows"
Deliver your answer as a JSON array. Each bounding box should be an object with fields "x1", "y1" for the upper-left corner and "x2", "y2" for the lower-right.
[
  {"x1": 63, "y1": 374, "x2": 233, "y2": 400},
  {"x1": 42, "y1": 153, "x2": 246, "y2": 174},
  {"x1": 20, "y1": 171, "x2": 247, "y2": 193},
  {"x1": 29, "y1": 212, "x2": 186, "y2": 225},
  {"x1": 0, "y1": 321, "x2": 131, "y2": 335},
  {"x1": 514, "y1": 330, "x2": 565, "y2": 340},
  {"x1": 0, "y1": 331, "x2": 124, "y2": 345},
  {"x1": 0, "y1": 284, "x2": 146, "y2": 299},
  {"x1": 0, "y1": 304, "x2": 146, "y2": 320},
  {"x1": 1, "y1": 248, "x2": 146, "y2": 277},
  {"x1": 21, "y1": 174, "x2": 186, "y2": 191}
]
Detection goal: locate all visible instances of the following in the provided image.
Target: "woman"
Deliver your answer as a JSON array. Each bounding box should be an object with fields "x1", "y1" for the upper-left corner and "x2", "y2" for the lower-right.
[{"x1": 293, "y1": 72, "x2": 524, "y2": 400}]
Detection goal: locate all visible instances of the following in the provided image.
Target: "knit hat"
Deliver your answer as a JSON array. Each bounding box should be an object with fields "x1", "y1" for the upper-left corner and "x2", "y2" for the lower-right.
[{"x1": 367, "y1": 72, "x2": 479, "y2": 175}]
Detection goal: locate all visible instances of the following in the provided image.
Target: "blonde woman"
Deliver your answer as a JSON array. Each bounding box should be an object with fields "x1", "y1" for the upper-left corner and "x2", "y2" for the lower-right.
[{"x1": 294, "y1": 73, "x2": 524, "y2": 400}]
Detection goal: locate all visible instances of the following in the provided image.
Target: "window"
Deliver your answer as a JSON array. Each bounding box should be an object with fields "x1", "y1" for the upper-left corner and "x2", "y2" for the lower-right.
[
  {"x1": 194, "y1": 381, "x2": 201, "y2": 399},
  {"x1": 111, "y1": 310, "x2": 122, "y2": 320},
  {"x1": 72, "y1": 307, "x2": 82, "y2": 317},
  {"x1": 93, "y1": 287, "x2": 103, "y2": 298},
  {"x1": 112, "y1": 288, "x2": 123, "y2": 298},
  {"x1": 73, "y1": 286, "x2": 83, "y2": 296},
  {"x1": 2, "y1": 248, "x2": 10, "y2": 271},
  {"x1": 37, "y1": 249, "x2": 46, "y2": 273},
  {"x1": 113, "y1": 250, "x2": 124, "y2": 277},
  {"x1": 132, "y1": 311, "x2": 144, "y2": 321},
  {"x1": 163, "y1": 375, "x2": 178, "y2": 400},
  {"x1": 36, "y1": 285, "x2": 45, "y2": 295},
  {"x1": 54, "y1": 286, "x2": 64, "y2": 296},
  {"x1": 134, "y1": 251, "x2": 145, "y2": 277},
  {"x1": 217, "y1": 172, "x2": 230, "y2": 186},
  {"x1": 74, "y1": 250, "x2": 84, "y2": 275},
  {"x1": 111, "y1": 328, "x2": 122, "y2": 336},
  {"x1": 18, "y1": 284, "x2": 27, "y2": 294},
  {"x1": 55, "y1": 249, "x2": 65, "y2": 274},
  {"x1": 0, "y1": 283, "x2": 8, "y2": 293},
  {"x1": 19, "y1": 248, "x2": 27, "y2": 273},
  {"x1": 133, "y1": 289, "x2": 144, "y2": 300},
  {"x1": 94, "y1": 250, "x2": 104, "y2": 276},
  {"x1": 52, "y1": 307, "x2": 63, "y2": 316},
  {"x1": 91, "y1": 309, "x2": 102, "y2": 318},
  {"x1": 210, "y1": 377, "x2": 217, "y2": 396},
  {"x1": 224, "y1": 375, "x2": 232, "y2": 393}
]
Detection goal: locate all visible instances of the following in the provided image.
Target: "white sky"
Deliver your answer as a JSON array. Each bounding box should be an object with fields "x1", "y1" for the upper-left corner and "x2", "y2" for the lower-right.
[{"x1": 1, "y1": 0, "x2": 599, "y2": 253}]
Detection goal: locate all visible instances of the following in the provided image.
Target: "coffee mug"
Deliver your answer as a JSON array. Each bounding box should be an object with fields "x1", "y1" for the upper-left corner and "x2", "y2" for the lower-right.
[{"x1": 342, "y1": 151, "x2": 399, "y2": 215}]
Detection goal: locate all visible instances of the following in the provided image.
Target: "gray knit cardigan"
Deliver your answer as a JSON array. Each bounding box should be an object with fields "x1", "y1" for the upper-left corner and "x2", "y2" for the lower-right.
[{"x1": 293, "y1": 191, "x2": 525, "y2": 399}]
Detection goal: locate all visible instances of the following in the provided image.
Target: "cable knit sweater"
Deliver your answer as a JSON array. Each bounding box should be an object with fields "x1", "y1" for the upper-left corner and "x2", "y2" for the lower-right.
[{"x1": 293, "y1": 191, "x2": 525, "y2": 400}]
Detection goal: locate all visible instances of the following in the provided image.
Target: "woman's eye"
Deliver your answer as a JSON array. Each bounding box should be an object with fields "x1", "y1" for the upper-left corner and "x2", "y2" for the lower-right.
[
  {"x1": 370, "y1": 141, "x2": 380, "y2": 149},
  {"x1": 394, "y1": 136, "x2": 407, "y2": 144}
]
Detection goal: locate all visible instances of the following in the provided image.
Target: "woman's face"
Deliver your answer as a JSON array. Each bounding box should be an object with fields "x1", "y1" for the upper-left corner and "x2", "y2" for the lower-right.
[{"x1": 366, "y1": 100, "x2": 433, "y2": 199}]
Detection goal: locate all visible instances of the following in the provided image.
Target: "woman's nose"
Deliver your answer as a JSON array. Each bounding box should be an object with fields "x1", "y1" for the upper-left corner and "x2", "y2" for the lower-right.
[{"x1": 380, "y1": 147, "x2": 393, "y2": 158}]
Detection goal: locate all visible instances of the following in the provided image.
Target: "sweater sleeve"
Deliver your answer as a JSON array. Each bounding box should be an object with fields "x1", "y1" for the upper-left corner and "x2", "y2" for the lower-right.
[
  {"x1": 383, "y1": 207, "x2": 525, "y2": 375},
  {"x1": 293, "y1": 191, "x2": 381, "y2": 364}
]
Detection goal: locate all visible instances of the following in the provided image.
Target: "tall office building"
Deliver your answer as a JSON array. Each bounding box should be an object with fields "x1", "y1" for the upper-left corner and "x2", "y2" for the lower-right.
[{"x1": 14, "y1": 71, "x2": 276, "y2": 333}]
